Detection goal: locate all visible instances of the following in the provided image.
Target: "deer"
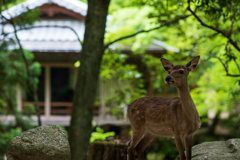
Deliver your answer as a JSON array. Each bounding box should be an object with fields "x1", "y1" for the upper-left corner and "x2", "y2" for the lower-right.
[{"x1": 125, "y1": 56, "x2": 201, "y2": 160}]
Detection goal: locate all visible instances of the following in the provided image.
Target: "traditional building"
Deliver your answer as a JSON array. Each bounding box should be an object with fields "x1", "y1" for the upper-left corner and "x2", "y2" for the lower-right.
[{"x1": 0, "y1": 0, "x2": 178, "y2": 128}]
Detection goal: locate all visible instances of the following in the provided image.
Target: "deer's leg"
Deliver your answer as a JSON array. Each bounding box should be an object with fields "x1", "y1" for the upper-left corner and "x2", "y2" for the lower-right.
[
  {"x1": 128, "y1": 129, "x2": 145, "y2": 160},
  {"x1": 175, "y1": 136, "x2": 186, "y2": 160},
  {"x1": 184, "y1": 135, "x2": 193, "y2": 160},
  {"x1": 135, "y1": 131, "x2": 156, "y2": 160}
]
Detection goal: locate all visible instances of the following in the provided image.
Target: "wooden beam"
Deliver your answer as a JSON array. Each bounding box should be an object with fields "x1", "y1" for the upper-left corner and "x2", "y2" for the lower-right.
[
  {"x1": 40, "y1": 4, "x2": 85, "y2": 20},
  {"x1": 41, "y1": 63, "x2": 75, "y2": 67}
]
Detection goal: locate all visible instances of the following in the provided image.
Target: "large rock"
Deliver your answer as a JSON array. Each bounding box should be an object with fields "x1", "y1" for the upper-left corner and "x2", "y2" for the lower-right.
[
  {"x1": 176, "y1": 139, "x2": 240, "y2": 160},
  {"x1": 6, "y1": 124, "x2": 70, "y2": 160}
]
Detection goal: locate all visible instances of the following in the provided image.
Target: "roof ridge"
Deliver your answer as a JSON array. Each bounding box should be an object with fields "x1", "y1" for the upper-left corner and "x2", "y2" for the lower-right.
[{"x1": 1, "y1": 0, "x2": 87, "y2": 20}]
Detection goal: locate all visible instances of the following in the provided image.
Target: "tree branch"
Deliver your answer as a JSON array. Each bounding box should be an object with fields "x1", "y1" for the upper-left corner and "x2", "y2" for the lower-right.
[
  {"x1": 187, "y1": 0, "x2": 240, "y2": 52},
  {"x1": 104, "y1": 15, "x2": 190, "y2": 49},
  {"x1": 233, "y1": 58, "x2": 240, "y2": 74},
  {"x1": 12, "y1": 22, "x2": 42, "y2": 126},
  {"x1": 207, "y1": 45, "x2": 240, "y2": 77},
  {"x1": 215, "y1": 56, "x2": 240, "y2": 77}
]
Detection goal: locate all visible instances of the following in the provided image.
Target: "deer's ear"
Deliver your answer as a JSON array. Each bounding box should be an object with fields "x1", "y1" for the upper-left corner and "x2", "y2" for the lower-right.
[
  {"x1": 160, "y1": 58, "x2": 173, "y2": 72},
  {"x1": 186, "y1": 56, "x2": 200, "y2": 71}
]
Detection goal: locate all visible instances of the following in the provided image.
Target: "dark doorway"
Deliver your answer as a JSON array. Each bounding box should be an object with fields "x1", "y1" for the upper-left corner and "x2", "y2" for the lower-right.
[{"x1": 51, "y1": 67, "x2": 74, "y2": 102}]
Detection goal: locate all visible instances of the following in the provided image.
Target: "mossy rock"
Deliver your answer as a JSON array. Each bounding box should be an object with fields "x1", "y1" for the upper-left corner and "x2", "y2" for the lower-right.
[
  {"x1": 176, "y1": 139, "x2": 240, "y2": 160},
  {"x1": 6, "y1": 124, "x2": 70, "y2": 160}
]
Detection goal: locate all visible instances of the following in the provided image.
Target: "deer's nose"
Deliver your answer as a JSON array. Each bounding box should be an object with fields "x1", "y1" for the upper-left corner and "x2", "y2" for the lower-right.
[{"x1": 165, "y1": 76, "x2": 171, "y2": 82}]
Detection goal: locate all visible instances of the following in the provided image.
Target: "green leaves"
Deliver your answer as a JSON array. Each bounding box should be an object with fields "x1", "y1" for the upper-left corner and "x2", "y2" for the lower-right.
[
  {"x1": 0, "y1": 48, "x2": 41, "y2": 88},
  {"x1": 0, "y1": 128, "x2": 22, "y2": 155},
  {"x1": 90, "y1": 127, "x2": 115, "y2": 143},
  {"x1": 13, "y1": 8, "x2": 41, "y2": 26},
  {"x1": 191, "y1": 58, "x2": 240, "y2": 116},
  {"x1": 194, "y1": 0, "x2": 240, "y2": 21}
]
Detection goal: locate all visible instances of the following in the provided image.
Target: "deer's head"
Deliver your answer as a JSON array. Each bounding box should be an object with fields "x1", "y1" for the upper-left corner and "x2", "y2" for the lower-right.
[{"x1": 160, "y1": 56, "x2": 200, "y2": 87}]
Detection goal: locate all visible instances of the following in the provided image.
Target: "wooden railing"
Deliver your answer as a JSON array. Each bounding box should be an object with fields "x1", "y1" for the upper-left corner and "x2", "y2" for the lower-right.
[{"x1": 22, "y1": 102, "x2": 100, "y2": 116}]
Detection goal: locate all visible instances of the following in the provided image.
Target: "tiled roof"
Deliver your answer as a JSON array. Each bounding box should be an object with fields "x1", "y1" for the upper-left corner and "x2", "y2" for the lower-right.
[
  {"x1": 2, "y1": 20, "x2": 84, "y2": 52},
  {"x1": 1, "y1": 0, "x2": 87, "y2": 52},
  {"x1": 1, "y1": 0, "x2": 87, "y2": 20}
]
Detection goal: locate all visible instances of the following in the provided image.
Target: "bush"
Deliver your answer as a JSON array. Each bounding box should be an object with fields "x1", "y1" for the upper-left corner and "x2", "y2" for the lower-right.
[{"x1": 0, "y1": 128, "x2": 22, "y2": 156}]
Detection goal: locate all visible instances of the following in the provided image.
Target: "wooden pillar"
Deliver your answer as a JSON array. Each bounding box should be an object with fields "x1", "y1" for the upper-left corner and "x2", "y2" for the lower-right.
[
  {"x1": 16, "y1": 84, "x2": 22, "y2": 111},
  {"x1": 99, "y1": 81, "x2": 106, "y2": 119},
  {"x1": 45, "y1": 65, "x2": 51, "y2": 117}
]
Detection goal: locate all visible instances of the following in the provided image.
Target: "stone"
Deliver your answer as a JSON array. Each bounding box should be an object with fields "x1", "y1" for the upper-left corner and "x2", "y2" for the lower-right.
[
  {"x1": 6, "y1": 124, "x2": 70, "y2": 160},
  {"x1": 176, "y1": 139, "x2": 240, "y2": 160}
]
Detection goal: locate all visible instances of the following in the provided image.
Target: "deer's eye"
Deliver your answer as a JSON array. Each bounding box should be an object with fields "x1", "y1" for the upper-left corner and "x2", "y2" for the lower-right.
[{"x1": 179, "y1": 70, "x2": 184, "y2": 74}]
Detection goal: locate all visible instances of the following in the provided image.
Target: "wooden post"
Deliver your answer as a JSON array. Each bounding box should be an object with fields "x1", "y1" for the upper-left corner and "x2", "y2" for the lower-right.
[
  {"x1": 99, "y1": 81, "x2": 106, "y2": 119},
  {"x1": 16, "y1": 84, "x2": 22, "y2": 111},
  {"x1": 44, "y1": 65, "x2": 51, "y2": 117}
]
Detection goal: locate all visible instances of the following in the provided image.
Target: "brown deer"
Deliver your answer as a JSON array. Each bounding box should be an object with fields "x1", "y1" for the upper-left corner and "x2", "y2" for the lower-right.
[{"x1": 125, "y1": 56, "x2": 201, "y2": 160}]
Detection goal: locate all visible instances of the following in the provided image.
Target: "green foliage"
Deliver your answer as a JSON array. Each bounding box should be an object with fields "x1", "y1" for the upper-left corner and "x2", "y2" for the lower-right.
[
  {"x1": 106, "y1": 1, "x2": 160, "y2": 52},
  {"x1": 0, "y1": 99, "x2": 7, "y2": 114},
  {"x1": 191, "y1": 59, "x2": 240, "y2": 116},
  {"x1": 1, "y1": 0, "x2": 27, "y2": 11},
  {"x1": 101, "y1": 49, "x2": 147, "y2": 117},
  {"x1": 0, "y1": 128, "x2": 22, "y2": 155},
  {"x1": 0, "y1": 119, "x2": 33, "y2": 157},
  {"x1": 104, "y1": 85, "x2": 146, "y2": 118},
  {"x1": 0, "y1": 35, "x2": 41, "y2": 144},
  {"x1": 147, "y1": 152, "x2": 165, "y2": 160},
  {"x1": 101, "y1": 51, "x2": 136, "y2": 80},
  {"x1": 13, "y1": 8, "x2": 41, "y2": 26},
  {"x1": 0, "y1": 48, "x2": 41, "y2": 102},
  {"x1": 0, "y1": 47, "x2": 41, "y2": 89},
  {"x1": 0, "y1": 4, "x2": 41, "y2": 154},
  {"x1": 79, "y1": 0, "x2": 87, "y2": 4},
  {"x1": 148, "y1": 137, "x2": 179, "y2": 160},
  {"x1": 90, "y1": 127, "x2": 115, "y2": 143},
  {"x1": 194, "y1": 0, "x2": 240, "y2": 21}
]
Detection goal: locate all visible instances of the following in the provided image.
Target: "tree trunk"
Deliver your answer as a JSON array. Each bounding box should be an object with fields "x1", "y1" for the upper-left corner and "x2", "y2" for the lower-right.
[
  {"x1": 88, "y1": 141, "x2": 128, "y2": 160},
  {"x1": 68, "y1": 0, "x2": 110, "y2": 160}
]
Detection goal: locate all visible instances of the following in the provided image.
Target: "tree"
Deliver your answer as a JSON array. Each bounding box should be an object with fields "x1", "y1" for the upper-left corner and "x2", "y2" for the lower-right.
[{"x1": 68, "y1": 0, "x2": 111, "y2": 159}]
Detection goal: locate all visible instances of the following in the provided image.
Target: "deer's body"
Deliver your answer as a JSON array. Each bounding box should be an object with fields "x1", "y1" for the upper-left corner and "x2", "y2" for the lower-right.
[
  {"x1": 127, "y1": 57, "x2": 201, "y2": 160},
  {"x1": 128, "y1": 96, "x2": 200, "y2": 138}
]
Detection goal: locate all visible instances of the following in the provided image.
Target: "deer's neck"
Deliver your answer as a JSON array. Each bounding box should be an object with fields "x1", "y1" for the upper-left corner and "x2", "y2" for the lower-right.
[{"x1": 177, "y1": 82, "x2": 199, "y2": 122}]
